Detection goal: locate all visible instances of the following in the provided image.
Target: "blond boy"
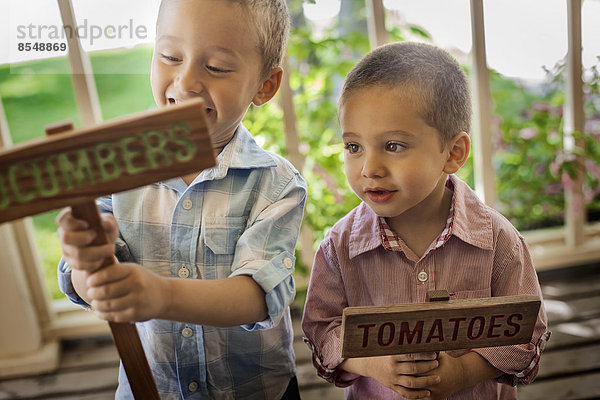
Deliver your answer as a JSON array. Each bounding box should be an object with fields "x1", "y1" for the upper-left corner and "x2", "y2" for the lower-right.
[{"x1": 58, "y1": 1, "x2": 305, "y2": 398}]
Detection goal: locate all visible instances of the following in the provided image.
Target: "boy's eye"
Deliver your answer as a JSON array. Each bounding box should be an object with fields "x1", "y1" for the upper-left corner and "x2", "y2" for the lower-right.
[
  {"x1": 385, "y1": 142, "x2": 405, "y2": 152},
  {"x1": 344, "y1": 143, "x2": 362, "y2": 153},
  {"x1": 206, "y1": 65, "x2": 231, "y2": 73},
  {"x1": 161, "y1": 54, "x2": 181, "y2": 62}
]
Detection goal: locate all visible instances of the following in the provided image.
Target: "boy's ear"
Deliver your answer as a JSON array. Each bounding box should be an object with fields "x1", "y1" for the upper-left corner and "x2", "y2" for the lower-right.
[
  {"x1": 252, "y1": 67, "x2": 283, "y2": 106},
  {"x1": 443, "y1": 132, "x2": 471, "y2": 174}
]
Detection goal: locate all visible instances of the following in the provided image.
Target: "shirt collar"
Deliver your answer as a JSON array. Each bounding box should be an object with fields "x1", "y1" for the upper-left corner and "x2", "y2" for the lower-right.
[
  {"x1": 161, "y1": 124, "x2": 276, "y2": 192},
  {"x1": 348, "y1": 174, "x2": 493, "y2": 259},
  {"x1": 447, "y1": 174, "x2": 494, "y2": 250}
]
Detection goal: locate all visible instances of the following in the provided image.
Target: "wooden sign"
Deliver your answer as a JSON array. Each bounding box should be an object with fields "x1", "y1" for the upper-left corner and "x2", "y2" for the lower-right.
[
  {"x1": 341, "y1": 294, "x2": 541, "y2": 358},
  {"x1": 0, "y1": 99, "x2": 214, "y2": 224},
  {"x1": 0, "y1": 99, "x2": 214, "y2": 399}
]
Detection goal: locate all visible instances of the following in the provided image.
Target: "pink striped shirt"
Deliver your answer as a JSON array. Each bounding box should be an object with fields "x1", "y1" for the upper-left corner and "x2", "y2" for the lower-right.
[{"x1": 301, "y1": 175, "x2": 550, "y2": 399}]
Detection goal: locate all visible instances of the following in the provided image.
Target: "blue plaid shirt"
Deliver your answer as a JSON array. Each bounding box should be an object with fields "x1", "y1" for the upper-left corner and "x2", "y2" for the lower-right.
[{"x1": 58, "y1": 124, "x2": 307, "y2": 399}]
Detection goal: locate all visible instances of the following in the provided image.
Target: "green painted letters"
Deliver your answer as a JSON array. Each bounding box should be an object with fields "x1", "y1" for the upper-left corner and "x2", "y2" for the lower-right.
[
  {"x1": 31, "y1": 157, "x2": 60, "y2": 197},
  {"x1": 58, "y1": 149, "x2": 95, "y2": 190},
  {"x1": 142, "y1": 130, "x2": 171, "y2": 168},
  {"x1": 8, "y1": 163, "x2": 35, "y2": 203},
  {"x1": 120, "y1": 135, "x2": 146, "y2": 174},
  {"x1": 94, "y1": 142, "x2": 121, "y2": 181},
  {"x1": 0, "y1": 174, "x2": 9, "y2": 209},
  {"x1": 168, "y1": 123, "x2": 196, "y2": 162}
]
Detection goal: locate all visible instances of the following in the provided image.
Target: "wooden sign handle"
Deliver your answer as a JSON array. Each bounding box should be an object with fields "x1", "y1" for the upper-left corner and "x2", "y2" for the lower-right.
[
  {"x1": 46, "y1": 122, "x2": 160, "y2": 400},
  {"x1": 426, "y1": 290, "x2": 450, "y2": 302}
]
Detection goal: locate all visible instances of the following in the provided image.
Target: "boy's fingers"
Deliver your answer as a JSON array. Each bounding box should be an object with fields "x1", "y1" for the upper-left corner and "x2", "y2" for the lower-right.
[
  {"x1": 86, "y1": 264, "x2": 129, "y2": 287},
  {"x1": 63, "y1": 243, "x2": 114, "y2": 263},
  {"x1": 58, "y1": 228, "x2": 97, "y2": 247},
  {"x1": 100, "y1": 213, "x2": 119, "y2": 242},
  {"x1": 91, "y1": 294, "x2": 131, "y2": 313},
  {"x1": 63, "y1": 257, "x2": 104, "y2": 272},
  {"x1": 395, "y1": 352, "x2": 438, "y2": 362},
  {"x1": 395, "y1": 374, "x2": 440, "y2": 390},
  {"x1": 392, "y1": 387, "x2": 432, "y2": 400},
  {"x1": 396, "y1": 360, "x2": 439, "y2": 375},
  {"x1": 88, "y1": 282, "x2": 130, "y2": 303},
  {"x1": 94, "y1": 307, "x2": 135, "y2": 323},
  {"x1": 56, "y1": 207, "x2": 89, "y2": 230}
]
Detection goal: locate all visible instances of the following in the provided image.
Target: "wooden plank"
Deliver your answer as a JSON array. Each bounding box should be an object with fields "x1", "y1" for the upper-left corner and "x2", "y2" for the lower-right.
[
  {"x1": 0, "y1": 99, "x2": 214, "y2": 224},
  {"x1": 55, "y1": 390, "x2": 117, "y2": 400},
  {"x1": 540, "y1": 275, "x2": 600, "y2": 300},
  {"x1": 536, "y1": 343, "x2": 600, "y2": 379},
  {"x1": 59, "y1": 336, "x2": 119, "y2": 370},
  {"x1": 0, "y1": 364, "x2": 118, "y2": 399},
  {"x1": 517, "y1": 371, "x2": 600, "y2": 400},
  {"x1": 545, "y1": 296, "x2": 600, "y2": 325},
  {"x1": 341, "y1": 295, "x2": 540, "y2": 358},
  {"x1": 544, "y1": 318, "x2": 600, "y2": 350}
]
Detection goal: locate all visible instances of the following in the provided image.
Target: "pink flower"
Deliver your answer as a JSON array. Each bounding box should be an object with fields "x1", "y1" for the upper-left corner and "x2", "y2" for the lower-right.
[
  {"x1": 519, "y1": 127, "x2": 538, "y2": 140},
  {"x1": 585, "y1": 159, "x2": 600, "y2": 180}
]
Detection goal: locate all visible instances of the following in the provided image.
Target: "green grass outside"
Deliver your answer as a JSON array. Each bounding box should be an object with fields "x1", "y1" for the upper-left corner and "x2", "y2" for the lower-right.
[{"x1": 0, "y1": 45, "x2": 156, "y2": 299}]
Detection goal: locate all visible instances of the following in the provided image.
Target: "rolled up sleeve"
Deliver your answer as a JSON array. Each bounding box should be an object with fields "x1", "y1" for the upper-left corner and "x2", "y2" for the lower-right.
[
  {"x1": 475, "y1": 234, "x2": 551, "y2": 385},
  {"x1": 301, "y1": 239, "x2": 361, "y2": 387},
  {"x1": 57, "y1": 258, "x2": 90, "y2": 309},
  {"x1": 230, "y1": 173, "x2": 306, "y2": 330}
]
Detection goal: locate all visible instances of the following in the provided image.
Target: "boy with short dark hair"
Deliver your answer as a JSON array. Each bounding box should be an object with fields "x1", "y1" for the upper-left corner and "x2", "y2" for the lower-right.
[
  {"x1": 302, "y1": 41, "x2": 550, "y2": 399},
  {"x1": 57, "y1": 0, "x2": 306, "y2": 398}
]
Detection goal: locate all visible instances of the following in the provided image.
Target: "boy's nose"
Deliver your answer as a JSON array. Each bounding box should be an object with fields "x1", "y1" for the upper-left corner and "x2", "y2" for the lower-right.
[
  {"x1": 177, "y1": 64, "x2": 204, "y2": 94},
  {"x1": 361, "y1": 153, "x2": 386, "y2": 178}
]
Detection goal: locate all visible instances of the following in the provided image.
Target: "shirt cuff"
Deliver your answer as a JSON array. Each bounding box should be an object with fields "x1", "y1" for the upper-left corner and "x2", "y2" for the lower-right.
[
  {"x1": 475, "y1": 330, "x2": 552, "y2": 386},
  {"x1": 230, "y1": 251, "x2": 296, "y2": 331},
  {"x1": 303, "y1": 337, "x2": 360, "y2": 387},
  {"x1": 57, "y1": 258, "x2": 91, "y2": 309}
]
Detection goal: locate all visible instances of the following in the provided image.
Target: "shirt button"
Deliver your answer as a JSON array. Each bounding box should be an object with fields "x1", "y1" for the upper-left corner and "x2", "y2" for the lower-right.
[
  {"x1": 417, "y1": 271, "x2": 428, "y2": 282},
  {"x1": 188, "y1": 381, "x2": 198, "y2": 392},
  {"x1": 182, "y1": 327, "x2": 193, "y2": 338},
  {"x1": 283, "y1": 257, "x2": 293, "y2": 269},
  {"x1": 182, "y1": 198, "x2": 193, "y2": 210},
  {"x1": 178, "y1": 265, "x2": 190, "y2": 279}
]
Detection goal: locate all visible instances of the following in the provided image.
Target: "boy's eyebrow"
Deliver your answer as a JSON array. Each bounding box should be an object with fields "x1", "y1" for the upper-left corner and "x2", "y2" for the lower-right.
[
  {"x1": 155, "y1": 35, "x2": 238, "y2": 57},
  {"x1": 342, "y1": 130, "x2": 416, "y2": 139}
]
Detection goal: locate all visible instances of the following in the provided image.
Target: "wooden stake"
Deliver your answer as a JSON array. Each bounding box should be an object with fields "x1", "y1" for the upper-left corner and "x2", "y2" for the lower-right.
[{"x1": 46, "y1": 121, "x2": 160, "y2": 400}]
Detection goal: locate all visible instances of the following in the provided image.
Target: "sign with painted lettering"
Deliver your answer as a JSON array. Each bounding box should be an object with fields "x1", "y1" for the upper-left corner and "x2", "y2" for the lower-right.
[
  {"x1": 0, "y1": 99, "x2": 213, "y2": 399},
  {"x1": 0, "y1": 99, "x2": 213, "y2": 224},
  {"x1": 341, "y1": 294, "x2": 540, "y2": 358}
]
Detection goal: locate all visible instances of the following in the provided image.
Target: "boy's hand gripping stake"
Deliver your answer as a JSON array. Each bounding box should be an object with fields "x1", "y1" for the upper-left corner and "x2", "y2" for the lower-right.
[{"x1": 0, "y1": 99, "x2": 215, "y2": 399}]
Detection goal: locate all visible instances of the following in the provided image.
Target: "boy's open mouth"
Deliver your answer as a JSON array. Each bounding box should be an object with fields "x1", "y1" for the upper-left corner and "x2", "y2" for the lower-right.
[
  {"x1": 168, "y1": 98, "x2": 214, "y2": 115},
  {"x1": 365, "y1": 188, "x2": 396, "y2": 203}
]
